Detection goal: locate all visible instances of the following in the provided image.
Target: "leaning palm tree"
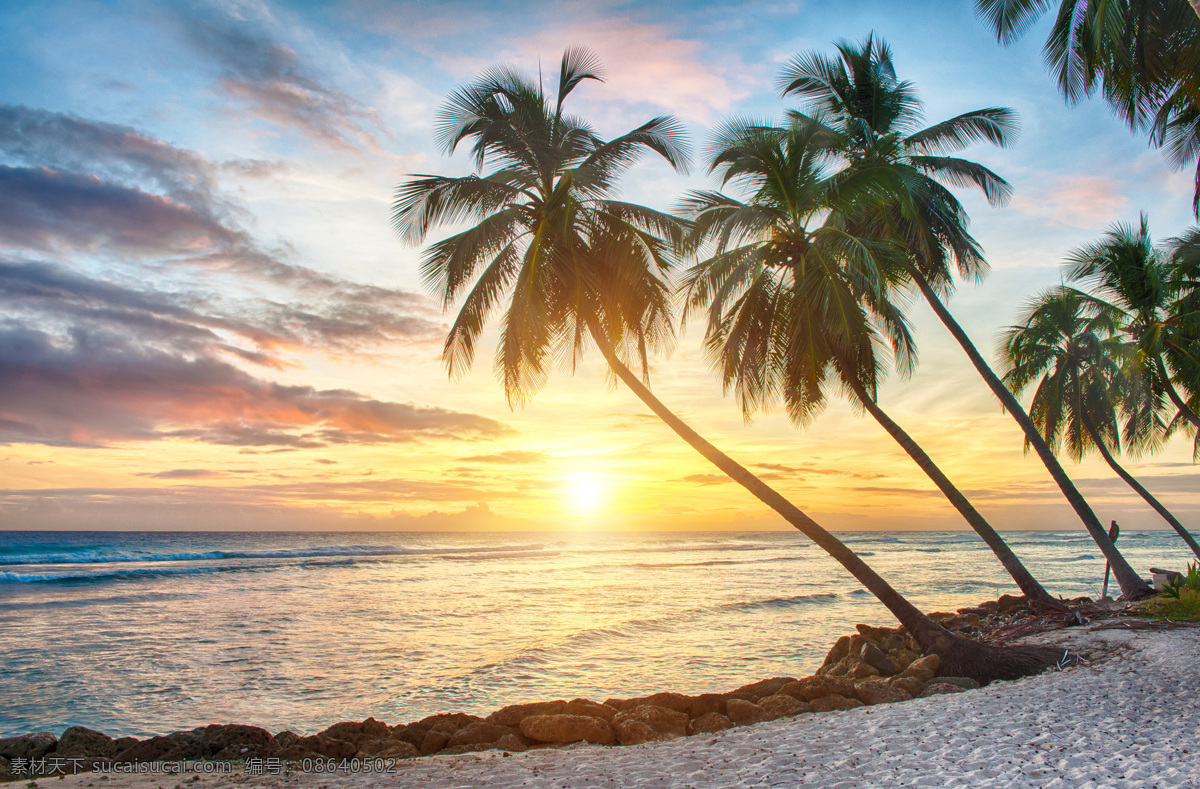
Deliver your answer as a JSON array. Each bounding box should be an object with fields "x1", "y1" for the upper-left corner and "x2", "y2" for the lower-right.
[
  {"x1": 1066, "y1": 215, "x2": 1200, "y2": 434},
  {"x1": 394, "y1": 49, "x2": 1059, "y2": 681},
  {"x1": 779, "y1": 35, "x2": 1152, "y2": 597},
  {"x1": 1002, "y1": 287, "x2": 1200, "y2": 559},
  {"x1": 974, "y1": 0, "x2": 1200, "y2": 215},
  {"x1": 680, "y1": 116, "x2": 1059, "y2": 608}
]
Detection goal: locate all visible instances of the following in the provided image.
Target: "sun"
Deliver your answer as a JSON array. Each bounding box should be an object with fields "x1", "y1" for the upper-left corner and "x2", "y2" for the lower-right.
[{"x1": 564, "y1": 472, "x2": 606, "y2": 516}]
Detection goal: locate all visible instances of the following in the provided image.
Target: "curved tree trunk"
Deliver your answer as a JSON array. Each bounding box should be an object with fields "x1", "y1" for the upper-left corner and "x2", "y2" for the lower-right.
[
  {"x1": 1190, "y1": 0, "x2": 1200, "y2": 24},
  {"x1": 908, "y1": 267, "x2": 1153, "y2": 598},
  {"x1": 593, "y1": 336, "x2": 1061, "y2": 682},
  {"x1": 1156, "y1": 356, "x2": 1200, "y2": 432},
  {"x1": 1081, "y1": 416, "x2": 1200, "y2": 560},
  {"x1": 845, "y1": 376, "x2": 1063, "y2": 607}
]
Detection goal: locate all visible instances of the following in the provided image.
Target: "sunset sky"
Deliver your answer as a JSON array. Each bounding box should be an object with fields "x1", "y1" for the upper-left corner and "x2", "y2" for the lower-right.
[{"x1": 1, "y1": 0, "x2": 1196, "y2": 532}]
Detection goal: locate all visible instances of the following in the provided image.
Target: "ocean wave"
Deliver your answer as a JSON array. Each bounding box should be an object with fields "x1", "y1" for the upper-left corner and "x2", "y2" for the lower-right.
[
  {"x1": 718, "y1": 592, "x2": 839, "y2": 612},
  {"x1": 0, "y1": 543, "x2": 546, "y2": 567},
  {"x1": 1050, "y1": 554, "x2": 1098, "y2": 562}
]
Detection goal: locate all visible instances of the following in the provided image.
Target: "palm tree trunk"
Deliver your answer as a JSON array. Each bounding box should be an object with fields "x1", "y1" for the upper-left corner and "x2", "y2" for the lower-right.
[
  {"x1": 592, "y1": 334, "x2": 1060, "y2": 682},
  {"x1": 1081, "y1": 416, "x2": 1200, "y2": 560},
  {"x1": 1155, "y1": 356, "x2": 1200, "y2": 432},
  {"x1": 844, "y1": 376, "x2": 1063, "y2": 607},
  {"x1": 908, "y1": 267, "x2": 1153, "y2": 598},
  {"x1": 1190, "y1": 0, "x2": 1200, "y2": 23}
]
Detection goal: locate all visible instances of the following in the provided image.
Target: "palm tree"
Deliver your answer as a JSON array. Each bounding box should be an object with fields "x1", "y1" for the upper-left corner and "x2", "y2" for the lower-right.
[
  {"x1": 1066, "y1": 216, "x2": 1200, "y2": 434},
  {"x1": 394, "y1": 49, "x2": 1059, "y2": 682},
  {"x1": 779, "y1": 35, "x2": 1153, "y2": 597},
  {"x1": 974, "y1": 0, "x2": 1200, "y2": 215},
  {"x1": 1002, "y1": 287, "x2": 1200, "y2": 559},
  {"x1": 679, "y1": 116, "x2": 1060, "y2": 608}
]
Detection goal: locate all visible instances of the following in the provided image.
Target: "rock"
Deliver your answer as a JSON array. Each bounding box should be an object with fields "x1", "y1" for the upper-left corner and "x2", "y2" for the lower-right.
[
  {"x1": 855, "y1": 681, "x2": 912, "y2": 705},
  {"x1": 418, "y1": 725, "x2": 455, "y2": 756},
  {"x1": 892, "y1": 647, "x2": 921, "y2": 670},
  {"x1": 603, "y1": 698, "x2": 633, "y2": 712},
  {"x1": 295, "y1": 735, "x2": 357, "y2": 760},
  {"x1": 888, "y1": 676, "x2": 927, "y2": 697},
  {"x1": 725, "y1": 677, "x2": 795, "y2": 702},
  {"x1": 688, "y1": 693, "x2": 726, "y2": 719},
  {"x1": 519, "y1": 714, "x2": 614, "y2": 745},
  {"x1": 927, "y1": 611, "x2": 958, "y2": 623},
  {"x1": 956, "y1": 606, "x2": 989, "y2": 617},
  {"x1": 932, "y1": 676, "x2": 980, "y2": 691},
  {"x1": 613, "y1": 705, "x2": 688, "y2": 738},
  {"x1": 487, "y1": 701, "x2": 566, "y2": 728},
  {"x1": 357, "y1": 739, "x2": 419, "y2": 759},
  {"x1": 860, "y1": 643, "x2": 898, "y2": 675},
  {"x1": 725, "y1": 699, "x2": 768, "y2": 725},
  {"x1": 318, "y1": 718, "x2": 390, "y2": 748},
  {"x1": 55, "y1": 727, "x2": 117, "y2": 758},
  {"x1": 277, "y1": 745, "x2": 312, "y2": 761},
  {"x1": 112, "y1": 736, "x2": 177, "y2": 764},
  {"x1": 441, "y1": 743, "x2": 491, "y2": 755},
  {"x1": 855, "y1": 624, "x2": 895, "y2": 642},
  {"x1": 448, "y1": 721, "x2": 513, "y2": 748},
  {"x1": 273, "y1": 731, "x2": 300, "y2": 750},
  {"x1": 611, "y1": 719, "x2": 662, "y2": 746},
  {"x1": 759, "y1": 694, "x2": 810, "y2": 718},
  {"x1": 781, "y1": 675, "x2": 857, "y2": 702},
  {"x1": 818, "y1": 636, "x2": 852, "y2": 673},
  {"x1": 394, "y1": 713, "x2": 482, "y2": 748},
  {"x1": 920, "y1": 682, "x2": 966, "y2": 698},
  {"x1": 977, "y1": 600, "x2": 999, "y2": 613},
  {"x1": 687, "y1": 713, "x2": 733, "y2": 735},
  {"x1": 809, "y1": 694, "x2": 865, "y2": 713},
  {"x1": 195, "y1": 724, "x2": 277, "y2": 759},
  {"x1": 563, "y1": 699, "x2": 617, "y2": 723},
  {"x1": 0, "y1": 732, "x2": 57, "y2": 760},
  {"x1": 997, "y1": 594, "x2": 1028, "y2": 614},
  {"x1": 493, "y1": 734, "x2": 528, "y2": 752},
  {"x1": 849, "y1": 660, "x2": 881, "y2": 680},
  {"x1": 897, "y1": 653, "x2": 940, "y2": 681}
]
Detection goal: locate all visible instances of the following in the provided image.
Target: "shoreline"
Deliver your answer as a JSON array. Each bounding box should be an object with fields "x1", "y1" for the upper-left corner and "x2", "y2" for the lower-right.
[{"x1": 4, "y1": 595, "x2": 1197, "y2": 787}]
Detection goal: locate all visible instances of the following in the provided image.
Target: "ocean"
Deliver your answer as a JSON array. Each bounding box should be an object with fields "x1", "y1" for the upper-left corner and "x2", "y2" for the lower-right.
[{"x1": 0, "y1": 529, "x2": 1193, "y2": 738}]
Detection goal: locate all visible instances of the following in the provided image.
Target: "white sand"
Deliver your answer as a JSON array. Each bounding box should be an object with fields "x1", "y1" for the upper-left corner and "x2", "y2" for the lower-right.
[{"x1": 53, "y1": 624, "x2": 1200, "y2": 789}]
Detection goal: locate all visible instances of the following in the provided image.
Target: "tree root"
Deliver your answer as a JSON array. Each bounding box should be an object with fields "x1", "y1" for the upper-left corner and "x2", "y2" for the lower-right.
[{"x1": 933, "y1": 634, "x2": 1066, "y2": 685}]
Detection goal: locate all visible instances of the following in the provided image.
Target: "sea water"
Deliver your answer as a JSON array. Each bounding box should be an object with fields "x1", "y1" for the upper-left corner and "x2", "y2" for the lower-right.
[{"x1": 0, "y1": 529, "x2": 1193, "y2": 737}]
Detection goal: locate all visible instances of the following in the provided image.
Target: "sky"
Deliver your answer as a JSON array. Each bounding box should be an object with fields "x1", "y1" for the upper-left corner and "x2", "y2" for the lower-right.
[{"x1": 0, "y1": 0, "x2": 1196, "y2": 533}]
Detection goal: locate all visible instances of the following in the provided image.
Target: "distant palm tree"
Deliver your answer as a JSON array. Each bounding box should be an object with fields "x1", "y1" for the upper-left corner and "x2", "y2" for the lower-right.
[
  {"x1": 975, "y1": 0, "x2": 1200, "y2": 215},
  {"x1": 1066, "y1": 216, "x2": 1200, "y2": 435},
  {"x1": 779, "y1": 35, "x2": 1153, "y2": 598},
  {"x1": 394, "y1": 49, "x2": 1058, "y2": 682},
  {"x1": 1002, "y1": 287, "x2": 1200, "y2": 559},
  {"x1": 680, "y1": 116, "x2": 1060, "y2": 608}
]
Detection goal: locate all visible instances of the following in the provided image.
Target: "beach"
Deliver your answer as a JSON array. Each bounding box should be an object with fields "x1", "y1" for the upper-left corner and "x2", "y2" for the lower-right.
[{"x1": 19, "y1": 622, "x2": 1199, "y2": 789}]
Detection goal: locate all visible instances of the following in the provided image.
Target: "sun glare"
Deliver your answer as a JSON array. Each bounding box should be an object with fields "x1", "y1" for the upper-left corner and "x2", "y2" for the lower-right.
[{"x1": 565, "y1": 472, "x2": 606, "y2": 516}]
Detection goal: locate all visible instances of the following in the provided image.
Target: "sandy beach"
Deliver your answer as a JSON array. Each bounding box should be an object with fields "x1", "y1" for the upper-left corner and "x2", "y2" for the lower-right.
[{"x1": 37, "y1": 622, "x2": 1198, "y2": 789}]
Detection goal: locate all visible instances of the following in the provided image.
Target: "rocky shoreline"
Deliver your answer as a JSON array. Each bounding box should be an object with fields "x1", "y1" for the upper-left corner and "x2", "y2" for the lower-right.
[{"x1": 0, "y1": 593, "x2": 1062, "y2": 781}]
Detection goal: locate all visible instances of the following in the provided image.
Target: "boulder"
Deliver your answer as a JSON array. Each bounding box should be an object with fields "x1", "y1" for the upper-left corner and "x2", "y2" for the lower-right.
[
  {"x1": 892, "y1": 648, "x2": 921, "y2": 670},
  {"x1": 611, "y1": 719, "x2": 662, "y2": 746},
  {"x1": 318, "y1": 718, "x2": 390, "y2": 748},
  {"x1": 418, "y1": 724, "x2": 457, "y2": 756},
  {"x1": 274, "y1": 731, "x2": 300, "y2": 749},
  {"x1": 977, "y1": 600, "x2": 1000, "y2": 613},
  {"x1": 357, "y1": 739, "x2": 418, "y2": 759},
  {"x1": 294, "y1": 735, "x2": 357, "y2": 760},
  {"x1": 818, "y1": 635, "x2": 852, "y2": 673},
  {"x1": 997, "y1": 594, "x2": 1028, "y2": 614},
  {"x1": 487, "y1": 701, "x2": 565, "y2": 728},
  {"x1": 759, "y1": 694, "x2": 810, "y2": 718},
  {"x1": 394, "y1": 713, "x2": 482, "y2": 748},
  {"x1": 849, "y1": 660, "x2": 881, "y2": 680},
  {"x1": 0, "y1": 732, "x2": 57, "y2": 760},
  {"x1": 493, "y1": 734, "x2": 528, "y2": 752},
  {"x1": 448, "y1": 721, "x2": 514, "y2": 748},
  {"x1": 194, "y1": 724, "x2": 277, "y2": 759},
  {"x1": 855, "y1": 624, "x2": 895, "y2": 642},
  {"x1": 687, "y1": 712, "x2": 733, "y2": 735},
  {"x1": 112, "y1": 736, "x2": 177, "y2": 764},
  {"x1": 897, "y1": 654, "x2": 939, "y2": 681},
  {"x1": 613, "y1": 705, "x2": 688, "y2": 739},
  {"x1": 688, "y1": 693, "x2": 726, "y2": 719},
  {"x1": 920, "y1": 682, "x2": 966, "y2": 698},
  {"x1": 519, "y1": 714, "x2": 614, "y2": 745},
  {"x1": 781, "y1": 675, "x2": 856, "y2": 702},
  {"x1": 931, "y1": 676, "x2": 980, "y2": 691},
  {"x1": 603, "y1": 698, "x2": 633, "y2": 712},
  {"x1": 563, "y1": 699, "x2": 617, "y2": 723},
  {"x1": 725, "y1": 699, "x2": 768, "y2": 725},
  {"x1": 808, "y1": 694, "x2": 864, "y2": 713},
  {"x1": 637, "y1": 692, "x2": 693, "y2": 714},
  {"x1": 887, "y1": 676, "x2": 927, "y2": 697},
  {"x1": 55, "y1": 727, "x2": 118, "y2": 758},
  {"x1": 860, "y1": 643, "x2": 898, "y2": 675},
  {"x1": 725, "y1": 677, "x2": 795, "y2": 702},
  {"x1": 854, "y1": 681, "x2": 912, "y2": 705}
]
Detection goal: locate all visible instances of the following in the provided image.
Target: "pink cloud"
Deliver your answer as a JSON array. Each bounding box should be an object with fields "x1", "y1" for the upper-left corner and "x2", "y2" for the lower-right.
[{"x1": 1009, "y1": 174, "x2": 1131, "y2": 229}]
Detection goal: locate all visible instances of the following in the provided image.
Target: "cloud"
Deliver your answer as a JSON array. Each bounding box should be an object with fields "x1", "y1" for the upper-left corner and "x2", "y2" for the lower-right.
[
  {"x1": 140, "y1": 469, "x2": 225, "y2": 479},
  {"x1": 682, "y1": 473, "x2": 731, "y2": 486},
  {"x1": 1010, "y1": 174, "x2": 1131, "y2": 229},
  {"x1": 459, "y1": 450, "x2": 547, "y2": 464},
  {"x1": 0, "y1": 323, "x2": 508, "y2": 447},
  {"x1": 180, "y1": 11, "x2": 385, "y2": 153}
]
